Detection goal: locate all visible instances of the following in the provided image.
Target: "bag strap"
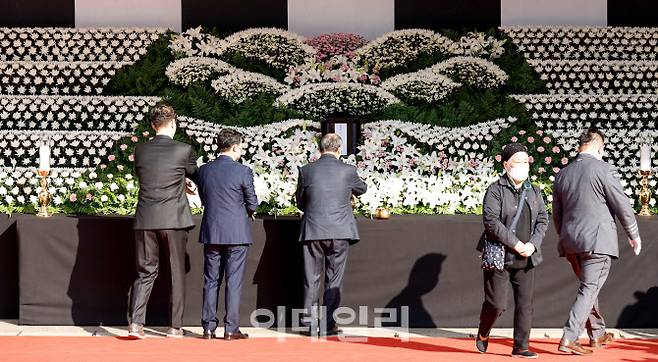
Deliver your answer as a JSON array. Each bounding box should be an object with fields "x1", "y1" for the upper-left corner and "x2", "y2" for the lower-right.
[{"x1": 509, "y1": 183, "x2": 529, "y2": 232}]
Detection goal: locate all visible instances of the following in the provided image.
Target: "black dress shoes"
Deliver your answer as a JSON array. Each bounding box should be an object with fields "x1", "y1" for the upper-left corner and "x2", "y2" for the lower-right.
[
  {"x1": 202, "y1": 330, "x2": 216, "y2": 340},
  {"x1": 224, "y1": 331, "x2": 249, "y2": 340},
  {"x1": 475, "y1": 333, "x2": 489, "y2": 353}
]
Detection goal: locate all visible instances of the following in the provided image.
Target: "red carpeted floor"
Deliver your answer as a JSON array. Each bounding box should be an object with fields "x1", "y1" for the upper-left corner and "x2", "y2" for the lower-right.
[{"x1": 0, "y1": 337, "x2": 656, "y2": 362}]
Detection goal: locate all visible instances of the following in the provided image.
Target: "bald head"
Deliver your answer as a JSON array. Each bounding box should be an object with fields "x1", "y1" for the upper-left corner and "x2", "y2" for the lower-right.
[{"x1": 320, "y1": 133, "x2": 342, "y2": 154}]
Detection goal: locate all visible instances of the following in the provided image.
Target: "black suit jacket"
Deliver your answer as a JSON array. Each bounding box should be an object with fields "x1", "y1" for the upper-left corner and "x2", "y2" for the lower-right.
[
  {"x1": 134, "y1": 135, "x2": 198, "y2": 230},
  {"x1": 296, "y1": 154, "x2": 367, "y2": 243}
]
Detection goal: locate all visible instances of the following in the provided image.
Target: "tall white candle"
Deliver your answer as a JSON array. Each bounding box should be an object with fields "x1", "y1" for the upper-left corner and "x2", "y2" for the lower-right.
[
  {"x1": 640, "y1": 144, "x2": 651, "y2": 171},
  {"x1": 38, "y1": 141, "x2": 50, "y2": 171}
]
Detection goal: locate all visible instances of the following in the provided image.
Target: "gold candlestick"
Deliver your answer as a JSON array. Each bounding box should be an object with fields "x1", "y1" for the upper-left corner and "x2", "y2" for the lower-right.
[
  {"x1": 36, "y1": 169, "x2": 51, "y2": 217},
  {"x1": 638, "y1": 170, "x2": 653, "y2": 216}
]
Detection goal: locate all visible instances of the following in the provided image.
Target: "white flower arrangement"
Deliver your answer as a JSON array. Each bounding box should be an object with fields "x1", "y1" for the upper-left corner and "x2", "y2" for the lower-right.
[
  {"x1": 0, "y1": 61, "x2": 130, "y2": 95},
  {"x1": 224, "y1": 28, "x2": 315, "y2": 70},
  {"x1": 168, "y1": 26, "x2": 227, "y2": 58},
  {"x1": 381, "y1": 70, "x2": 461, "y2": 103},
  {"x1": 165, "y1": 56, "x2": 234, "y2": 86},
  {"x1": 0, "y1": 95, "x2": 159, "y2": 131},
  {"x1": 210, "y1": 70, "x2": 289, "y2": 104},
  {"x1": 0, "y1": 27, "x2": 165, "y2": 62},
  {"x1": 284, "y1": 55, "x2": 381, "y2": 87},
  {"x1": 427, "y1": 56, "x2": 508, "y2": 89},
  {"x1": 273, "y1": 83, "x2": 400, "y2": 118},
  {"x1": 511, "y1": 94, "x2": 658, "y2": 130},
  {"x1": 528, "y1": 59, "x2": 658, "y2": 95},
  {"x1": 500, "y1": 26, "x2": 658, "y2": 61},
  {"x1": 452, "y1": 32, "x2": 506, "y2": 59},
  {"x1": 354, "y1": 29, "x2": 455, "y2": 71}
]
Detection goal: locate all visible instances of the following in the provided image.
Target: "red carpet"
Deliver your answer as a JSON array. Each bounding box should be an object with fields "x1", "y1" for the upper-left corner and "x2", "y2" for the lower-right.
[{"x1": 0, "y1": 337, "x2": 656, "y2": 362}]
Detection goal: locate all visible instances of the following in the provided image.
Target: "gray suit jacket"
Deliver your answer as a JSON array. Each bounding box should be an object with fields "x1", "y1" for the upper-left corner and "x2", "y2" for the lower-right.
[
  {"x1": 296, "y1": 154, "x2": 367, "y2": 243},
  {"x1": 134, "y1": 135, "x2": 198, "y2": 230},
  {"x1": 552, "y1": 153, "x2": 640, "y2": 258},
  {"x1": 197, "y1": 155, "x2": 258, "y2": 245}
]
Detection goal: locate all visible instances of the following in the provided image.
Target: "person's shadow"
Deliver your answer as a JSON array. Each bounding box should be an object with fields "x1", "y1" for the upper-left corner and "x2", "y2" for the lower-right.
[
  {"x1": 617, "y1": 287, "x2": 658, "y2": 328},
  {"x1": 382, "y1": 253, "x2": 446, "y2": 328}
]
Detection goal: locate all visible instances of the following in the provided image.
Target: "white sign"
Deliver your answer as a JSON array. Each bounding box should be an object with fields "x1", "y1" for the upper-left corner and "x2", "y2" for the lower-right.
[{"x1": 334, "y1": 123, "x2": 348, "y2": 156}]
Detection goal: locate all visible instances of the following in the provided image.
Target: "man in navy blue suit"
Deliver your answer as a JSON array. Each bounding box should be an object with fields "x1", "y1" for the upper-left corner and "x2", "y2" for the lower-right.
[{"x1": 196, "y1": 129, "x2": 258, "y2": 340}]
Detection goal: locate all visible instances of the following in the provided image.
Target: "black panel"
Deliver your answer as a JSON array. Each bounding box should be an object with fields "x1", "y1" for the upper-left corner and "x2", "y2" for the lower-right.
[
  {"x1": 182, "y1": 0, "x2": 287, "y2": 33},
  {"x1": 395, "y1": 0, "x2": 501, "y2": 31},
  {"x1": 0, "y1": 0, "x2": 74, "y2": 27},
  {"x1": 608, "y1": 0, "x2": 658, "y2": 26}
]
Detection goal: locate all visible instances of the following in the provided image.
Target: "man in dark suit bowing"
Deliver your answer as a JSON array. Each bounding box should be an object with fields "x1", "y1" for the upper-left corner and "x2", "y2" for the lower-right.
[
  {"x1": 128, "y1": 103, "x2": 198, "y2": 339},
  {"x1": 296, "y1": 133, "x2": 367, "y2": 336},
  {"x1": 197, "y1": 129, "x2": 258, "y2": 340}
]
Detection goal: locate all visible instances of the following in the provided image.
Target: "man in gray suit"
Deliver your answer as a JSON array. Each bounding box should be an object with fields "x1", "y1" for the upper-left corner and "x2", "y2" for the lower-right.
[
  {"x1": 296, "y1": 133, "x2": 367, "y2": 336},
  {"x1": 552, "y1": 128, "x2": 642, "y2": 355},
  {"x1": 197, "y1": 129, "x2": 258, "y2": 340}
]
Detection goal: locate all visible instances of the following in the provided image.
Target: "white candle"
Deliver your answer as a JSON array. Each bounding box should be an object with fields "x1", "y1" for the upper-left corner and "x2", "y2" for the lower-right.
[
  {"x1": 640, "y1": 144, "x2": 651, "y2": 171},
  {"x1": 38, "y1": 142, "x2": 50, "y2": 171}
]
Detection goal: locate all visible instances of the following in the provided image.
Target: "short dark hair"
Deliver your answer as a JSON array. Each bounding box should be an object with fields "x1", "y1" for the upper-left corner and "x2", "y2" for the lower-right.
[
  {"x1": 150, "y1": 103, "x2": 176, "y2": 129},
  {"x1": 319, "y1": 133, "x2": 342, "y2": 153},
  {"x1": 216, "y1": 129, "x2": 243, "y2": 152},
  {"x1": 578, "y1": 127, "x2": 605, "y2": 147}
]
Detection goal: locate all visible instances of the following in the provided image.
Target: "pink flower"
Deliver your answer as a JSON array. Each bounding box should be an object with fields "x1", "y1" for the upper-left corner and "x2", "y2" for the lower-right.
[
  {"x1": 69, "y1": 194, "x2": 77, "y2": 202},
  {"x1": 528, "y1": 156, "x2": 534, "y2": 163},
  {"x1": 543, "y1": 137, "x2": 551, "y2": 144},
  {"x1": 561, "y1": 157, "x2": 569, "y2": 165},
  {"x1": 120, "y1": 144, "x2": 128, "y2": 151},
  {"x1": 545, "y1": 157, "x2": 552, "y2": 164},
  {"x1": 536, "y1": 130, "x2": 544, "y2": 136},
  {"x1": 129, "y1": 154, "x2": 135, "y2": 162},
  {"x1": 495, "y1": 154, "x2": 502, "y2": 162},
  {"x1": 518, "y1": 130, "x2": 526, "y2": 135},
  {"x1": 552, "y1": 146, "x2": 560, "y2": 153},
  {"x1": 142, "y1": 131, "x2": 149, "y2": 137},
  {"x1": 553, "y1": 167, "x2": 561, "y2": 173},
  {"x1": 100, "y1": 164, "x2": 107, "y2": 169},
  {"x1": 131, "y1": 136, "x2": 139, "y2": 142},
  {"x1": 537, "y1": 146, "x2": 545, "y2": 153},
  {"x1": 538, "y1": 167, "x2": 545, "y2": 174},
  {"x1": 527, "y1": 137, "x2": 535, "y2": 143},
  {"x1": 108, "y1": 155, "x2": 116, "y2": 161},
  {"x1": 511, "y1": 136, "x2": 518, "y2": 142},
  {"x1": 85, "y1": 193, "x2": 92, "y2": 201}
]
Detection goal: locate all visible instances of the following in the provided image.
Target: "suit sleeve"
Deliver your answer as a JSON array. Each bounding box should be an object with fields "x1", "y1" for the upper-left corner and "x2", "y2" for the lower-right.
[
  {"x1": 603, "y1": 166, "x2": 640, "y2": 240},
  {"x1": 551, "y1": 180, "x2": 563, "y2": 236},
  {"x1": 529, "y1": 186, "x2": 548, "y2": 250},
  {"x1": 483, "y1": 185, "x2": 521, "y2": 249},
  {"x1": 295, "y1": 167, "x2": 305, "y2": 211},
  {"x1": 242, "y1": 167, "x2": 258, "y2": 215},
  {"x1": 185, "y1": 146, "x2": 199, "y2": 184},
  {"x1": 351, "y1": 167, "x2": 367, "y2": 196}
]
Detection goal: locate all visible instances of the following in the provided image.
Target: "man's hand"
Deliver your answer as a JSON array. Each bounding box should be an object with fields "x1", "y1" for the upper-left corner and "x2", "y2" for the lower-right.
[
  {"x1": 513, "y1": 241, "x2": 526, "y2": 255},
  {"x1": 629, "y1": 238, "x2": 642, "y2": 255},
  {"x1": 519, "y1": 243, "x2": 535, "y2": 257},
  {"x1": 185, "y1": 178, "x2": 197, "y2": 195}
]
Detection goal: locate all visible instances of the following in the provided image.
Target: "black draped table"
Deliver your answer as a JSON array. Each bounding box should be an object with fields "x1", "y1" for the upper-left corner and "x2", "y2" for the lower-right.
[{"x1": 2, "y1": 214, "x2": 657, "y2": 328}]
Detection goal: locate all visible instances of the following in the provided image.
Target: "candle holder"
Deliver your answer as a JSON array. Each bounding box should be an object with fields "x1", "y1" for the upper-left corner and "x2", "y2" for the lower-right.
[
  {"x1": 375, "y1": 207, "x2": 391, "y2": 220},
  {"x1": 36, "y1": 169, "x2": 51, "y2": 217},
  {"x1": 638, "y1": 170, "x2": 653, "y2": 216}
]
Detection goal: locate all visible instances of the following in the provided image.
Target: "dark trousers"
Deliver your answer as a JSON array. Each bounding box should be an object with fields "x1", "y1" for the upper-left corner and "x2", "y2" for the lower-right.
[
  {"x1": 128, "y1": 229, "x2": 188, "y2": 328},
  {"x1": 478, "y1": 266, "x2": 535, "y2": 350},
  {"x1": 302, "y1": 239, "x2": 349, "y2": 329},
  {"x1": 201, "y1": 244, "x2": 249, "y2": 333},
  {"x1": 563, "y1": 253, "x2": 611, "y2": 342}
]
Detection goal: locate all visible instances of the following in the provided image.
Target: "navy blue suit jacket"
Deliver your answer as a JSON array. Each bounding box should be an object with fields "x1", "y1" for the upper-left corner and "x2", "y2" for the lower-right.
[{"x1": 197, "y1": 155, "x2": 258, "y2": 245}]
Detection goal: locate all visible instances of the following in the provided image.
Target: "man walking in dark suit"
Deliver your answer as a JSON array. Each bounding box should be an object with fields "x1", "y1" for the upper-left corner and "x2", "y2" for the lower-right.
[
  {"x1": 128, "y1": 103, "x2": 198, "y2": 339},
  {"x1": 197, "y1": 129, "x2": 258, "y2": 340},
  {"x1": 296, "y1": 133, "x2": 367, "y2": 336},
  {"x1": 552, "y1": 128, "x2": 642, "y2": 355}
]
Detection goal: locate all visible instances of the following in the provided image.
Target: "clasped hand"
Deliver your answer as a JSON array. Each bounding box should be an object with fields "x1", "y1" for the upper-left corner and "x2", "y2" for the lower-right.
[{"x1": 514, "y1": 241, "x2": 535, "y2": 257}]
